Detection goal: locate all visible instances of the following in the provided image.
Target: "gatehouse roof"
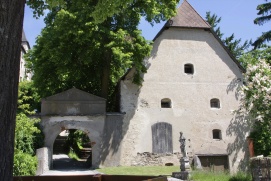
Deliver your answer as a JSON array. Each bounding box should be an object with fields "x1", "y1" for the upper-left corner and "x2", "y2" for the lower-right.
[{"x1": 42, "y1": 87, "x2": 106, "y2": 102}]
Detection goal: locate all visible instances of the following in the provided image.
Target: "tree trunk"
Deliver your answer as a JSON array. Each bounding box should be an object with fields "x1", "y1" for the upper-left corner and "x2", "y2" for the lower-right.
[
  {"x1": 101, "y1": 50, "x2": 111, "y2": 99},
  {"x1": 0, "y1": 0, "x2": 25, "y2": 180}
]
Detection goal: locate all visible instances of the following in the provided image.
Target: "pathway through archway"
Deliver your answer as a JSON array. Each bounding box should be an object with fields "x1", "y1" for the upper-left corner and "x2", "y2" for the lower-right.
[{"x1": 52, "y1": 129, "x2": 92, "y2": 171}]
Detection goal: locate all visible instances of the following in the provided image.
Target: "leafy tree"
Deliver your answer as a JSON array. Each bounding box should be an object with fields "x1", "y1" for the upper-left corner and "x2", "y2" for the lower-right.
[
  {"x1": 239, "y1": 45, "x2": 271, "y2": 69},
  {"x1": 13, "y1": 114, "x2": 40, "y2": 176},
  {"x1": 206, "y1": 11, "x2": 251, "y2": 58},
  {"x1": 253, "y1": 0, "x2": 271, "y2": 49},
  {"x1": 239, "y1": 54, "x2": 271, "y2": 156},
  {"x1": 1, "y1": 1, "x2": 178, "y2": 179},
  {"x1": 17, "y1": 81, "x2": 41, "y2": 114},
  {"x1": 25, "y1": 0, "x2": 179, "y2": 109},
  {"x1": 13, "y1": 82, "x2": 44, "y2": 176}
]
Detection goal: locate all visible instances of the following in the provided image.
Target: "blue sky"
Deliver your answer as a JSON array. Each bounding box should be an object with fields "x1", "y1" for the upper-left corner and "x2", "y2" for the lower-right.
[{"x1": 23, "y1": 0, "x2": 270, "y2": 48}]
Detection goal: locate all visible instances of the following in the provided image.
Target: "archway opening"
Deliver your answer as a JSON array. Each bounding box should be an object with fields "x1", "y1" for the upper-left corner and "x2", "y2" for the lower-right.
[{"x1": 52, "y1": 129, "x2": 92, "y2": 170}]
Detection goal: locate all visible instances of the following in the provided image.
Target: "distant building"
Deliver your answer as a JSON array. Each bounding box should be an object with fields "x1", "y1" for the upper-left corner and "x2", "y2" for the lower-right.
[{"x1": 20, "y1": 30, "x2": 32, "y2": 81}]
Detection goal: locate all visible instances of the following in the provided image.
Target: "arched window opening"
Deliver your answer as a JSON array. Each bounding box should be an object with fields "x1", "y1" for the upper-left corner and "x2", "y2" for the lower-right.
[
  {"x1": 213, "y1": 129, "x2": 222, "y2": 140},
  {"x1": 184, "y1": 64, "x2": 194, "y2": 74},
  {"x1": 210, "y1": 98, "x2": 220, "y2": 108},
  {"x1": 161, "y1": 98, "x2": 172, "y2": 108}
]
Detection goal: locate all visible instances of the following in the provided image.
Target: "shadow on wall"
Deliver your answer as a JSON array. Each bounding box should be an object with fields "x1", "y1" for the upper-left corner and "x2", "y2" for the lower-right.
[
  {"x1": 226, "y1": 77, "x2": 252, "y2": 171},
  {"x1": 226, "y1": 78, "x2": 242, "y2": 100},
  {"x1": 99, "y1": 85, "x2": 142, "y2": 166},
  {"x1": 226, "y1": 110, "x2": 253, "y2": 171},
  {"x1": 98, "y1": 48, "x2": 155, "y2": 166}
]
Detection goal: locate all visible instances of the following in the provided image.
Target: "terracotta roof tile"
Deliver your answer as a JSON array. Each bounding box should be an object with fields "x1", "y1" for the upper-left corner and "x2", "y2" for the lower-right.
[{"x1": 170, "y1": 0, "x2": 211, "y2": 28}]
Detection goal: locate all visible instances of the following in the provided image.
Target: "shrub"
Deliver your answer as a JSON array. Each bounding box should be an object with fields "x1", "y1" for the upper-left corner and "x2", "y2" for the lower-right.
[
  {"x1": 13, "y1": 113, "x2": 43, "y2": 176},
  {"x1": 13, "y1": 150, "x2": 37, "y2": 176}
]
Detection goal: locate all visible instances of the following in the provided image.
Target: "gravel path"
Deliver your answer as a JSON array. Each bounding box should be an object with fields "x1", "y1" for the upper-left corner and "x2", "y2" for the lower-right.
[{"x1": 41, "y1": 154, "x2": 101, "y2": 175}]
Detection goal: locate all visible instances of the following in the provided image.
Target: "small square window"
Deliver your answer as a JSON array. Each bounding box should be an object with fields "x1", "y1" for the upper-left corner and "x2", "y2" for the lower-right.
[
  {"x1": 210, "y1": 98, "x2": 220, "y2": 108},
  {"x1": 161, "y1": 98, "x2": 171, "y2": 108},
  {"x1": 213, "y1": 129, "x2": 221, "y2": 139},
  {"x1": 184, "y1": 64, "x2": 194, "y2": 74}
]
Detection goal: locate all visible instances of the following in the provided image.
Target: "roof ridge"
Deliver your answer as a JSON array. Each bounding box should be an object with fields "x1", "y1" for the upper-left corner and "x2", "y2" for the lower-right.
[
  {"x1": 169, "y1": 0, "x2": 211, "y2": 28},
  {"x1": 184, "y1": 0, "x2": 211, "y2": 28}
]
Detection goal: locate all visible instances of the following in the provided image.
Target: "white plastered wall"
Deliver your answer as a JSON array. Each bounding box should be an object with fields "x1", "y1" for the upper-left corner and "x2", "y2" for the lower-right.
[{"x1": 119, "y1": 28, "x2": 251, "y2": 172}]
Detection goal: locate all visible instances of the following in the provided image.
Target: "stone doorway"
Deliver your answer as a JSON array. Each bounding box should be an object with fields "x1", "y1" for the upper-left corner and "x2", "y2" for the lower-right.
[
  {"x1": 52, "y1": 129, "x2": 92, "y2": 170},
  {"x1": 40, "y1": 88, "x2": 106, "y2": 168}
]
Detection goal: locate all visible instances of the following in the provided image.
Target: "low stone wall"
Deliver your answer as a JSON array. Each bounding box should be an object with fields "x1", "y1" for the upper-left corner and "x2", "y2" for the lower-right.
[{"x1": 132, "y1": 152, "x2": 181, "y2": 166}]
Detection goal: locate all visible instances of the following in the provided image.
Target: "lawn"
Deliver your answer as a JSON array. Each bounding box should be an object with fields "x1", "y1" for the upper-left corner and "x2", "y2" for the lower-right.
[
  {"x1": 96, "y1": 166, "x2": 252, "y2": 181},
  {"x1": 96, "y1": 166, "x2": 179, "y2": 176}
]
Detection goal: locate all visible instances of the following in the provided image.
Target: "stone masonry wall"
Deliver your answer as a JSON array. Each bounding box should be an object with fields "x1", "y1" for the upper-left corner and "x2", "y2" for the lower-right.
[{"x1": 131, "y1": 152, "x2": 181, "y2": 166}]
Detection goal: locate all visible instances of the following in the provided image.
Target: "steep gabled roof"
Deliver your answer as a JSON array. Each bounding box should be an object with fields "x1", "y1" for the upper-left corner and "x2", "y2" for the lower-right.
[
  {"x1": 152, "y1": 0, "x2": 245, "y2": 72},
  {"x1": 170, "y1": 0, "x2": 211, "y2": 28}
]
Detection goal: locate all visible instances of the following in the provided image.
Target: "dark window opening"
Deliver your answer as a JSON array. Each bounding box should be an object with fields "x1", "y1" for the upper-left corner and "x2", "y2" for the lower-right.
[
  {"x1": 161, "y1": 98, "x2": 171, "y2": 108},
  {"x1": 184, "y1": 64, "x2": 194, "y2": 74},
  {"x1": 210, "y1": 98, "x2": 220, "y2": 108},
  {"x1": 213, "y1": 129, "x2": 222, "y2": 139}
]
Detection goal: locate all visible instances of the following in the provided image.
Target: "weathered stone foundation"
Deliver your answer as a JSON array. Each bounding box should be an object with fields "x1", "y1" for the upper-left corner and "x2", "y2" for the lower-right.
[{"x1": 132, "y1": 152, "x2": 181, "y2": 166}]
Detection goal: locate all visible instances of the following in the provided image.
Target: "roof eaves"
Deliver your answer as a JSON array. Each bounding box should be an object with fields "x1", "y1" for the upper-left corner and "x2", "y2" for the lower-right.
[{"x1": 209, "y1": 29, "x2": 245, "y2": 73}]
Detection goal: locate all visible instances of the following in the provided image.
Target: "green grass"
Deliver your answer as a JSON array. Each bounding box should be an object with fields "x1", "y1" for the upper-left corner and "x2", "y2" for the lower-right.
[
  {"x1": 96, "y1": 166, "x2": 179, "y2": 176},
  {"x1": 96, "y1": 167, "x2": 252, "y2": 181},
  {"x1": 190, "y1": 171, "x2": 231, "y2": 181},
  {"x1": 190, "y1": 170, "x2": 252, "y2": 181}
]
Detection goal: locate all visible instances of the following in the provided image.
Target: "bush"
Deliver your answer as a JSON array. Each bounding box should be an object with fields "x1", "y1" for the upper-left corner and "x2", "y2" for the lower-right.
[
  {"x1": 13, "y1": 150, "x2": 37, "y2": 176},
  {"x1": 13, "y1": 113, "x2": 43, "y2": 176}
]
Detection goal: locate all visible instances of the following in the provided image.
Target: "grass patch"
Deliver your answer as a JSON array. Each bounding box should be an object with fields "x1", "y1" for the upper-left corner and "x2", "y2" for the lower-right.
[
  {"x1": 96, "y1": 166, "x2": 179, "y2": 176},
  {"x1": 96, "y1": 166, "x2": 252, "y2": 181},
  {"x1": 190, "y1": 171, "x2": 231, "y2": 181},
  {"x1": 190, "y1": 170, "x2": 252, "y2": 181}
]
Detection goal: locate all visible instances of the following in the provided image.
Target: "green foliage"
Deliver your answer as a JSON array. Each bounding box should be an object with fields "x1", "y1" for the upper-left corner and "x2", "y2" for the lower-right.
[
  {"x1": 253, "y1": 1, "x2": 271, "y2": 48},
  {"x1": 13, "y1": 113, "x2": 42, "y2": 175},
  {"x1": 239, "y1": 48, "x2": 271, "y2": 156},
  {"x1": 26, "y1": 0, "x2": 177, "y2": 109},
  {"x1": 15, "y1": 114, "x2": 41, "y2": 155},
  {"x1": 26, "y1": 0, "x2": 178, "y2": 24},
  {"x1": 205, "y1": 12, "x2": 251, "y2": 58},
  {"x1": 17, "y1": 80, "x2": 40, "y2": 114},
  {"x1": 13, "y1": 150, "x2": 38, "y2": 176},
  {"x1": 205, "y1": 11, "x2": 223, "y2": 38},
  {"x1": 250, "y1": 121, "x2": 271, "y2": 156},
  {"x1": 239, "y1": 45, "x2": 271, "y2": 69},
  {"x1": 65, "y1": 129, "x2": 90, "y2": 157},
  {"x1": 13, "y1": 82, "x2": 44, "y2": 176},
  {"x1": 68, "y1": 148, "x2": 80, "y2": 160}
]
